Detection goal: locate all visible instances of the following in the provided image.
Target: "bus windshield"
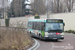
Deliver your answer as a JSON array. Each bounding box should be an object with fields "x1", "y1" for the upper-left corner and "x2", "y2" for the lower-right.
[{"x1": 45, "y1": 23, "x2": 64, "y2": 32}]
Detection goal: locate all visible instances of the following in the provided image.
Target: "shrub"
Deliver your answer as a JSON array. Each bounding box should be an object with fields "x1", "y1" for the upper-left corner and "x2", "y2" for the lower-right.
[
  {"x1": 35, "y1": 15, "x2": 40, "y2": 19},
  {"x1": 0, "y1": 28, "x2": 32, "y2": 50},
  {"x1": 17, "y1": 22, "x2": 24, "y2": 28},
  {"x1": 65, "y1": 30, "x2": 75, "y2": 34}
]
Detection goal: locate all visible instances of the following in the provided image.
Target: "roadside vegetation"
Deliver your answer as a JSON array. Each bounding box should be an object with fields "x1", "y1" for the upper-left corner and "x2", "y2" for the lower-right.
[
  {"x1": 65, "y1": 30, "x2": 75, "y2": 34},
  {"x1": 0, "y1": 28, "x2": 33, "y2": 50}
]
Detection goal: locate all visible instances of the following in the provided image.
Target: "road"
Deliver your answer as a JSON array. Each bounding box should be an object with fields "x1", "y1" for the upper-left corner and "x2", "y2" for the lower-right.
[{"x1": 35, "y1": 33, "x2": 75, "y2": 50}]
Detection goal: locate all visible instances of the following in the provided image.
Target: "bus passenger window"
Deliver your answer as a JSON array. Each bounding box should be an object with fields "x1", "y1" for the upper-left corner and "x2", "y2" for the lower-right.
[
  {"x1": 41, "y1": 26, "x2": 44, "y2": 31},
  {"x1": 41, "y1": 22, "x2": 45, "y2": 31}
]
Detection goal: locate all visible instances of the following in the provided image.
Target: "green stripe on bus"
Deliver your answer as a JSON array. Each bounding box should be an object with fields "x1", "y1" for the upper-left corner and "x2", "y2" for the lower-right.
[{"x1": 42, "y1": 31, "x2": 45, "y2": 37}]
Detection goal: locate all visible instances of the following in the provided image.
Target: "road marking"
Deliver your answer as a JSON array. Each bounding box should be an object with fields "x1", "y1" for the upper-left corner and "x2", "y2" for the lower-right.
[
  {"x1": 34, "y1": 40, "x2": 40, "y2": 50},
  {"x1": 50, "y1": 42, "x2": 54, "y2": 50},
  {"x1": 68, "y1": 44, "x2": 71, "y2": 46},
  {"x1": 28, "y1": 39, "x2": 40, "y2": 50},
  {"x1": 64, "y1": 43, "x2": 74, "y2": 49},
  {"x1": 51, "y1": 43, "x2": 74, "y2": 50}
]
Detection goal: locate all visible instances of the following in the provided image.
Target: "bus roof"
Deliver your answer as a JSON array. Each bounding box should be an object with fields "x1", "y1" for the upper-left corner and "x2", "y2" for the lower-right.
[
  {"x1": 28, "y1": 19, "x2": 63, "y2": 22},
  {"x1": 28, "y1": 19, "x2": 46, "y2": 22}
]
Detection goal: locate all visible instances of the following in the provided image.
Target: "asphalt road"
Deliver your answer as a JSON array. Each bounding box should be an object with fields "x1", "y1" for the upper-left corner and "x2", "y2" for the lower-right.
[{"x1": 35, "y1": 33, "x2": 75, "y2": 50}]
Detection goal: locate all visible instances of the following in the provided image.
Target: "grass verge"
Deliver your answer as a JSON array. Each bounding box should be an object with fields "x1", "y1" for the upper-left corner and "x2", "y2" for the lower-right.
[{"x1": 0, "y1": 28, "x2": 33, "y2": 50}]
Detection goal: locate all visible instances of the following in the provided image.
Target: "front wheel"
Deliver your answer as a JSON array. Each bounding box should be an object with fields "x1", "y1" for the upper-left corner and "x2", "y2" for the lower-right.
[{"x1": 55, "y1": 39, "x2": 58, "y2": 41}]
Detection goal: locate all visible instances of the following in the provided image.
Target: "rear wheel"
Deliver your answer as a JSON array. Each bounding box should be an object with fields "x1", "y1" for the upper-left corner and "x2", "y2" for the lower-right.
[
  {"x1": 39, "y1": 35, "x2": 43, "y2": 41},
  {"x1": 29, "y1": 31, "x2": 33, "y2": 37}
]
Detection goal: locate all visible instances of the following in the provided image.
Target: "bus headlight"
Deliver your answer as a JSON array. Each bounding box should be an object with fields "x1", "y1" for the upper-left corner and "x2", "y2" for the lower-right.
[
  {"x1": 60, "y1": 33, "x2": 64, "y2": 35},
  {"x1": 61, "y1": 36, "x2": 64, "y2": 37},
  {"x1": 45, "y1": 32, "x2": 49, "y2": 37}
]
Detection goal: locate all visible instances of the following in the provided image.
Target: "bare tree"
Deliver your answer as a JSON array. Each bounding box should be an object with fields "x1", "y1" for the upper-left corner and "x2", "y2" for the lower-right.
[
  {"x1": 65, "y1": 0, "x2": 74, "y2": 12},
  {"x1": 33, "y1": 0, "x2": 75, "y2": 14},
  {"x1": 65, "y1": 0, "x2": 71, "y2": 12},
  {"x1": 31, "y1": 0, "x2": 47, "y2": 15},
  {"x1": 57, "y1": 0, "x2": 59, "y2": 13},
  {"x1": 0, "y1": 0, "x2": 9, "y2": 18},
  {"x1": 12, "y1": 0, "x2": 25, "y2": 17},
  {"x1": 53, "y1": 0, "x2": 57, "y2": 13}
]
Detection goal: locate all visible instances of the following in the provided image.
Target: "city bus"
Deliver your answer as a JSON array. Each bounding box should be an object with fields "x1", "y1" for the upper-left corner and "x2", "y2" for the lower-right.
[{"x1": 27, "y1": 19, "x2": 65, "y2": 41}]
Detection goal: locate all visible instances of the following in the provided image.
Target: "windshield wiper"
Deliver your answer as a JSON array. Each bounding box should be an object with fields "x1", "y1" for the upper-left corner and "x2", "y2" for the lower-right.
[
  {"x1": 55, "y1": 29, "x2": 62, "y2": 31},
  {"x1": 47, "y1": 29, "x2": 63, "y2": 33}
]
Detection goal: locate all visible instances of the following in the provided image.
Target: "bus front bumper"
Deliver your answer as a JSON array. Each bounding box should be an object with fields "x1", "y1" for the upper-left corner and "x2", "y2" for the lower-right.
[{"x1": 42, "y1": 36, "x2": 64, "y2": 40}]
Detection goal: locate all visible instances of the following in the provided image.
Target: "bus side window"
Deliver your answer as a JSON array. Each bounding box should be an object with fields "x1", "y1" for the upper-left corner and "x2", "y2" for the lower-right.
[
  {"x1": 41, "y1": 22, "x2": 45, "y2": 31},
  {"x1": 32, "y1": 22, "x2": 35, "y2": 29},
  {"x1": 32, "y1": 22, "x2": 34, "y2": 29},
  {"x1": 27, "y1": 22, "x2": 29, "y2": 28},
  {"x1": 28, "y1": 22, "x2": 32, "y2": 29},
  {"x1": 41, "y1": 26, "x2": 44, "y2": 31},
  {"x1": 39, "y1": 22, "x2": 41, "y2": 30},
  {"x1": 28, "y1": 22, "x2": 30, "y2": 29},
  {"x1": 36, "y1": 22, "x2": 41, "y2": 30}
]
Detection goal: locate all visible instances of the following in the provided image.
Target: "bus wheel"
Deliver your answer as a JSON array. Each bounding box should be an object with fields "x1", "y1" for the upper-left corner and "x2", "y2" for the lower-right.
[
  {"x1": 30, "y1": 31, "x2": 31, "y2": 34},
  {"x1": 39, "y1": 35, "x2": 43, "y2": 41},
  {"x1": 55, "y1": 39, "x2": 58, "y2": 41},
  {"x1": 29, "y1": 32, "x2": 32, "y2": 37}
]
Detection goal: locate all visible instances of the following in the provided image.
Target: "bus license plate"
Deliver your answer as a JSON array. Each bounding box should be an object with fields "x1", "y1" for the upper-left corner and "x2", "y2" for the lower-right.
[
  {"x1": 50, "y1": 33, "x2": 56, "y2": 35},
  {"x1": 53, "y1": 38, "x2": 57, "y2": 39}
]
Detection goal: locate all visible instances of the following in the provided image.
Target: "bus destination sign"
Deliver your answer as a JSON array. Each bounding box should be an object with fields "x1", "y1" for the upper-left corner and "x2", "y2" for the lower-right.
[{"x1": 46, "y1": 19, "x2": 63, "y2": 23}]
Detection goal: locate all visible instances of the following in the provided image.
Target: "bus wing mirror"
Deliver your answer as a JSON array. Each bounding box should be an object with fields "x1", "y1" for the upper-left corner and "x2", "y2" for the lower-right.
[
  {"x1": 44, "y1": 24, "x2": 45, "y2": 27},
  {"x1": 64, "y1": 23, "x2": 65, "y2": 26}
]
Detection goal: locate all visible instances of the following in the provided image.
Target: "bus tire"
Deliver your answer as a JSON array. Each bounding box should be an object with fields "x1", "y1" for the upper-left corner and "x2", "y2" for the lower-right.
[
  {"x1": 30, "y1": 31, "x2": 31, "y2": 34},
  {"x1": 55, "y1": 39, "x2": 58, "y2": 41},
  {"x1": 30, "y1": 31, "x2": 32, "y2": 36},
  {"x1": 39, "y1": 35, "x2": 43, "y2": 41}
]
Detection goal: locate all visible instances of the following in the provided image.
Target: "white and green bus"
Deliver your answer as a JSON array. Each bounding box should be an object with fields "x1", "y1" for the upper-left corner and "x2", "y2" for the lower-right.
[{"x1": 27, "y1": 19, "x2": 65, "y2": 40}]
